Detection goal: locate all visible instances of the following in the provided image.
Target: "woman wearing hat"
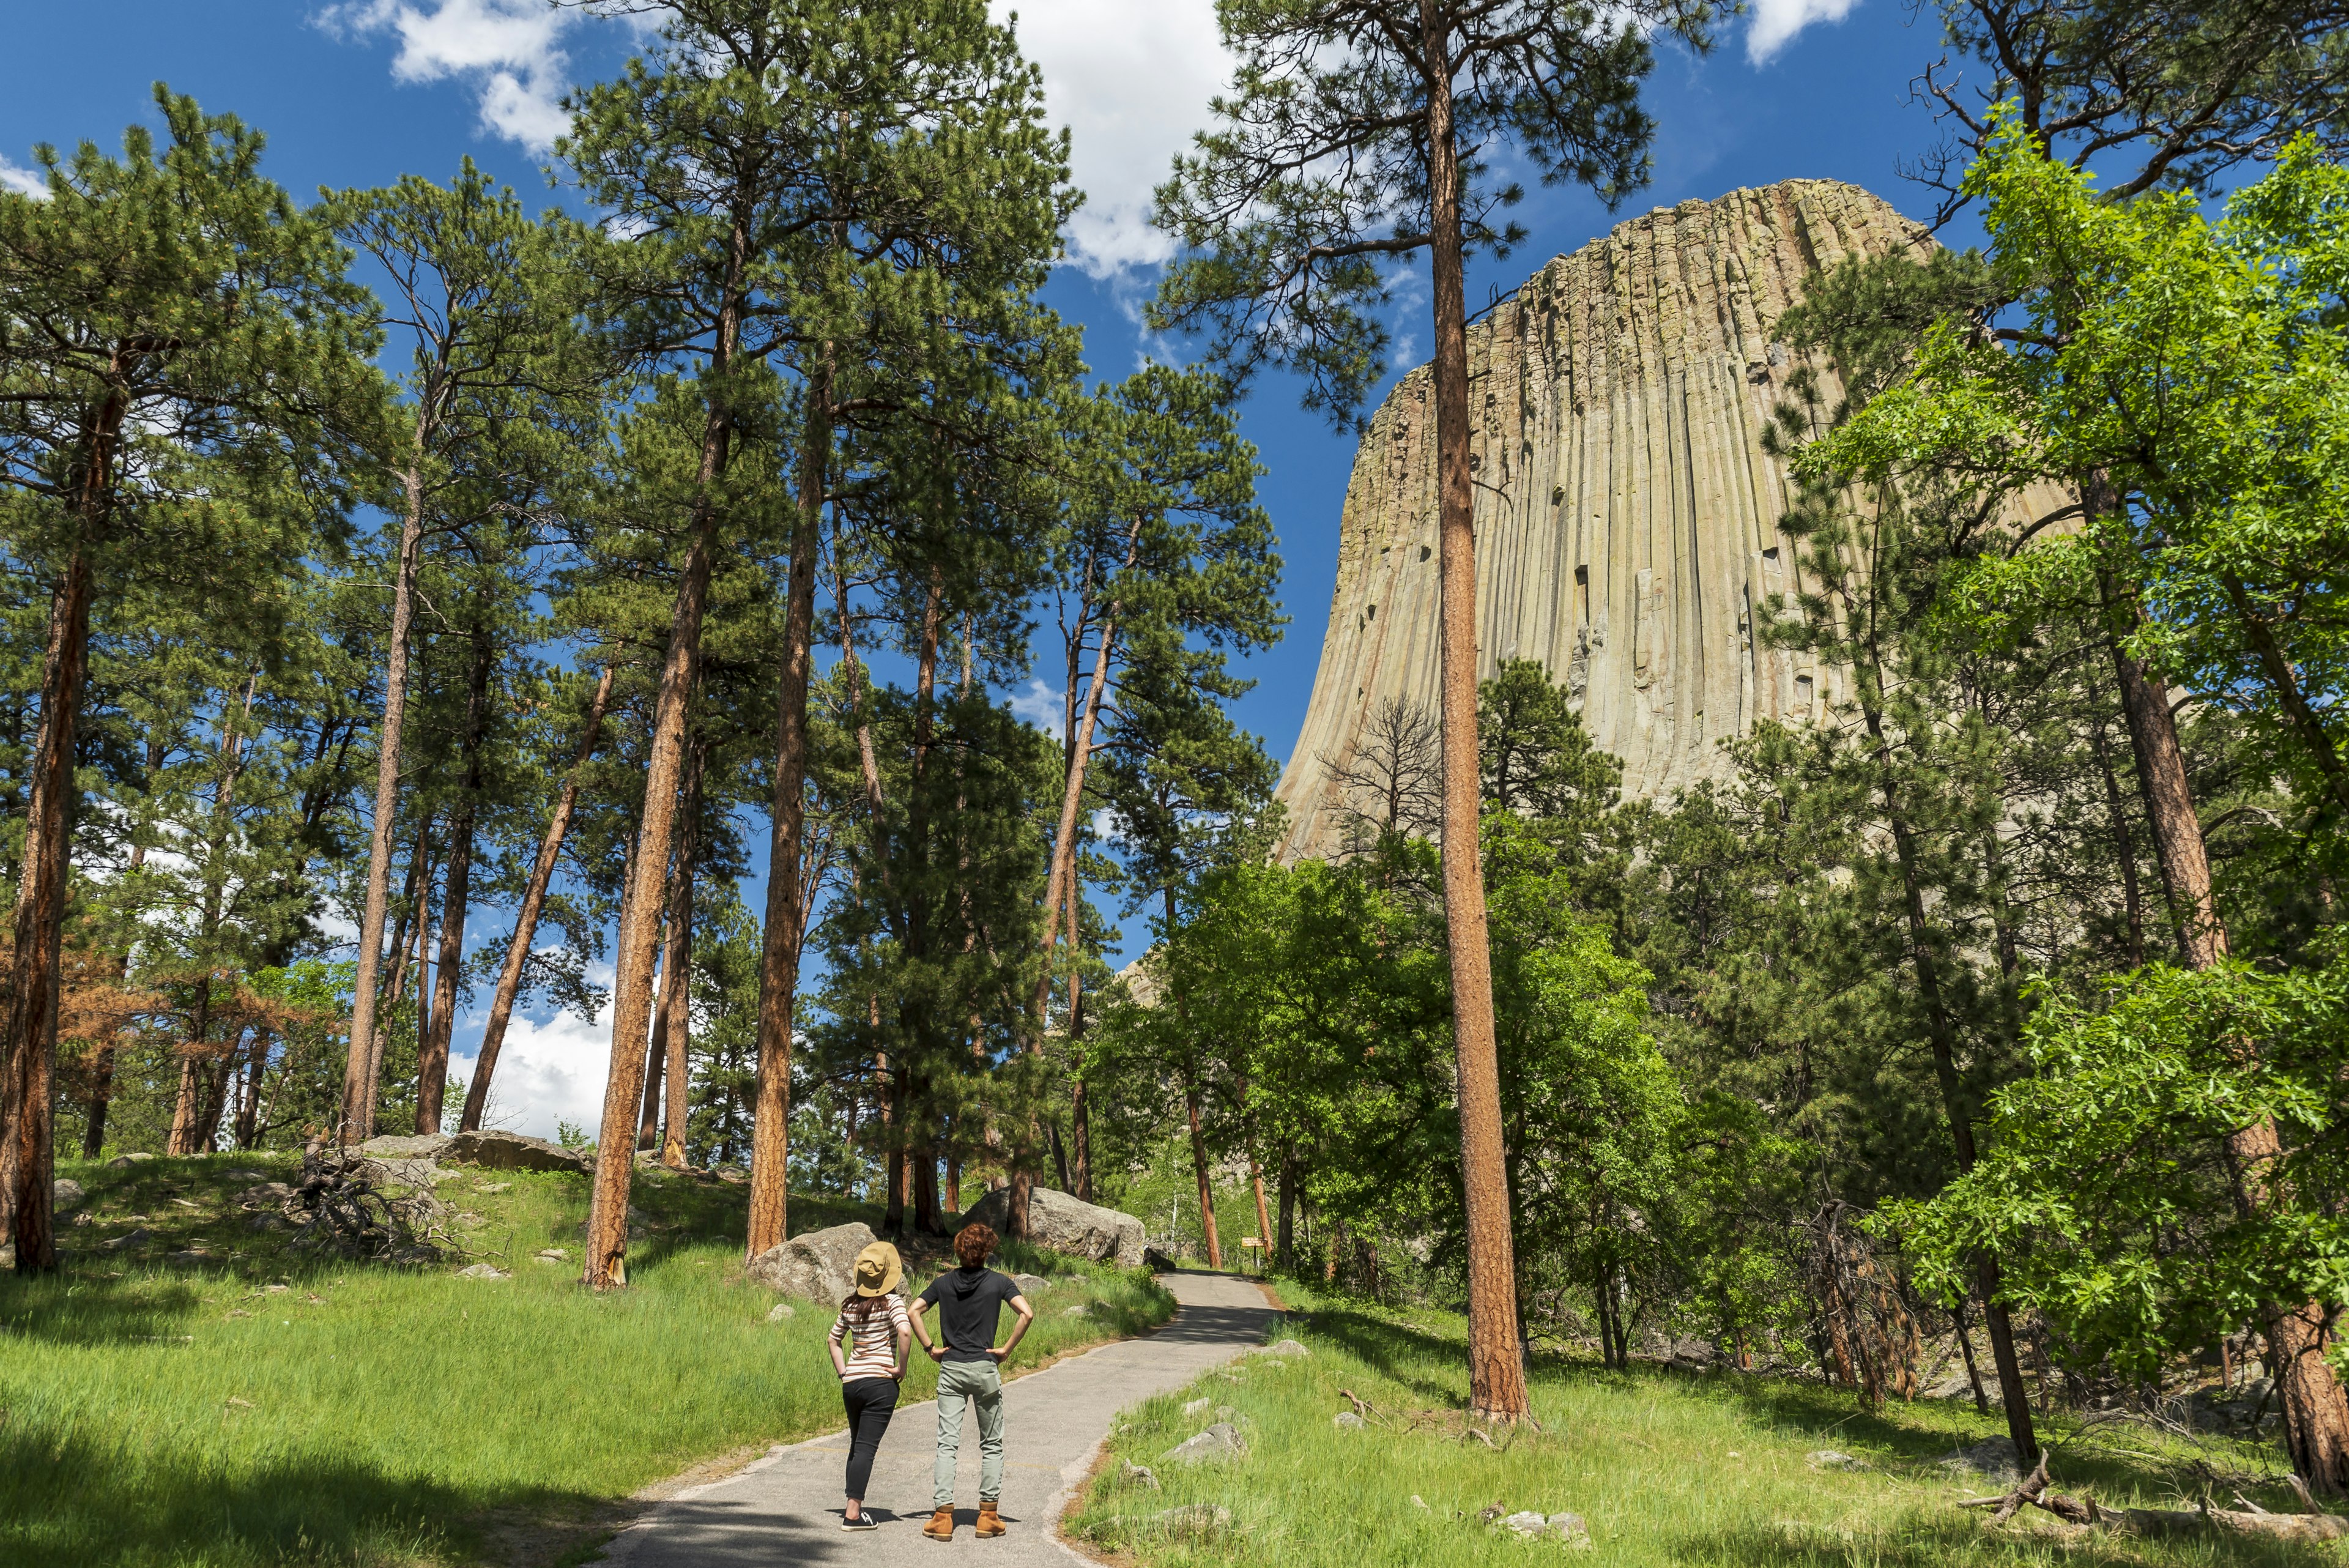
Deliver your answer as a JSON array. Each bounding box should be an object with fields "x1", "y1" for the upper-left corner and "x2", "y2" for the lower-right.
[{"x1": 827, "y1": 1240, "x2": 910, "y2": 1529}]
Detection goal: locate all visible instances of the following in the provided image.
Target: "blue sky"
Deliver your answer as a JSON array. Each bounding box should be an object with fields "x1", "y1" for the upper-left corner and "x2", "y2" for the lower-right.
[{"x1": 1, "y1": 0, "x2": 1986, "y2": 1136}]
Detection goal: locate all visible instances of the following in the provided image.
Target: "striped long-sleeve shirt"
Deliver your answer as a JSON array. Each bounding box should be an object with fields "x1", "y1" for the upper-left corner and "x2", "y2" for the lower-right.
[{"x1": 829, "y1": 1295, "x2": 910, "y2": 1384}]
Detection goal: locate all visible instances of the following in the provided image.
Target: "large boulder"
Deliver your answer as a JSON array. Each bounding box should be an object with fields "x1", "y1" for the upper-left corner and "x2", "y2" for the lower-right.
[
  {"x1": 961, "y1": 1186, "x2": 1146, "y2": 1268},
  {"x1": 747, "y1": 1221, "x2": 885, "y2": 1304},
  {"x1": 440, "y1": 1129, "x2": 591, "y2": 1175},
  {"x1": 358, "y1": 1134, "x2": 451, "y2": 1160}
]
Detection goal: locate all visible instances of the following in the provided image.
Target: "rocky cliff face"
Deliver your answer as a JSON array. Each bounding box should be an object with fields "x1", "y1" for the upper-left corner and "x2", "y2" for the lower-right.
[{"x1": 1273, "y1": 180, "x2": 1931, "y2": 862}]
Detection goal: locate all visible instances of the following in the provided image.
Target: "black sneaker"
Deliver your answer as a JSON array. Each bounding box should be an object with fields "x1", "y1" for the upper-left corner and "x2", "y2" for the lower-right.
[{"x1": 843, "y1": 1512, "x2": 881, "y2": 1530}]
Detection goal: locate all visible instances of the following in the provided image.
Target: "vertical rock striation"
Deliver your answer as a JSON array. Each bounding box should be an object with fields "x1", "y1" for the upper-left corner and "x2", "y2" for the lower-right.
[{"x1": 1274, "y1": 180, "x2": 1932, "y2": 861}]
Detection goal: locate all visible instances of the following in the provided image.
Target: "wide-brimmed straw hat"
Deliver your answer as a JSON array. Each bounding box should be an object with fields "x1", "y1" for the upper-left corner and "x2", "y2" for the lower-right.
[{"x1": 853, "y1": 1241, "x2": 903, "y2": 1298}]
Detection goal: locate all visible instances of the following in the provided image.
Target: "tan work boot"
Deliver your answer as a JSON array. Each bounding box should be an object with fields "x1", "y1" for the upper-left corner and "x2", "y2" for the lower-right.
[
  {"x1": 924, "y1": 1506, "x2": 956, "y2": 1541},
  {"x1": 975, "y1": 1500, "x2": 1006, "y2": 1539}
]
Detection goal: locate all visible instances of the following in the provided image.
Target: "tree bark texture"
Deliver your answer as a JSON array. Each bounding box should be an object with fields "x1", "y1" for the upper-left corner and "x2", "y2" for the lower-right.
[
  {"x1": 639, "y1": 920, "x2": 669, "y2": 1153},
  {"x1": 2097, "y1": 554, "x2": 2349, "y2": 1492},
  {"x1": 1864, "y1": 715, "x2": 2041, "y2": 1466},
  {"x1": 658, "y1": 737, "x2": 703, "y2": 1167},
  {"x1": 1417, "y1": 0, "x2": 1527, "y2": 1421},
  {"x1": 1184, "y1": 1079, "x2": 1222, "y2": 1269},
  {"x1": 1069, "y1": 973, "x2": 1091, "y2": 1202},
  {"x1": 1, "y1": 543, "x2": 95, "y2": 1273},
  {"x1": 417, "y1": 626, "x2": 492, "y2": 1135},
  {"x1": 462, "y1": 667, "x2": 613, "y2": 1132},
  {"x1": 341, "y1": 451, "x2": 429, "y2": 1143},
  {"x1": 584, "y1": 501, "x2": 719, "y2": 1288},
  {"x1": 1251, "y1": 1158, "x2": 1273, "y2": 1272},
  {"x1": 2087, "y1": 713, "x2": 2146, "y2": 965},
  {"x1": 746, "y1": 346, "x2": 826, "y2": 1262}
]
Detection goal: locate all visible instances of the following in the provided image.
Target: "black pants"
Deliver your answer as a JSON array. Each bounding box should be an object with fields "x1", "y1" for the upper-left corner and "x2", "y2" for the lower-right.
[{"x1": 841, "y1": 1377, "x2": 900, "y2": 1501}]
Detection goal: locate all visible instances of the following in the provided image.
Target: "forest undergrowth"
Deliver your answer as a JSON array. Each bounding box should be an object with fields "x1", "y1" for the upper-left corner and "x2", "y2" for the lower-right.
[
  {"x1": 0, "y1": 1153, "x2": 1173, "y2": 1567},
  {"x1": 1073, "y1": 1280, "x2": 2310, "y2": 1568}
]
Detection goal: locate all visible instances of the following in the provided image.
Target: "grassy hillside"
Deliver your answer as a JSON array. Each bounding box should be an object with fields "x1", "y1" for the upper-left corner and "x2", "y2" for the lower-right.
[
  {"x1": 0, "y1": 1151, "x2": 1173, "y2": 1568},
  {"x1": 1073, "y1": 1282, "x2": 2307, "y2": 1568}
]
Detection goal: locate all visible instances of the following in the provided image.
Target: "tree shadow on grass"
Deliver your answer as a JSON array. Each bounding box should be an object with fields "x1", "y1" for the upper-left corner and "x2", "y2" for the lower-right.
[
  {"x1": 1690, "y1": 1510, "x2": 2326, "y2": 1568},
  {"x1": 1299, "y1": 1307, "x2": 1469, "y2": 1406},
  {"x1": 0, "y1": 1269, "x2": 212, "y2": 1345},
  {"x1": 0, "y1": 1419, "x2": 614, "y2": 1568},
  {"x1": 1679, "y1": 1369, "x2": 2304, "y2": 1515}
]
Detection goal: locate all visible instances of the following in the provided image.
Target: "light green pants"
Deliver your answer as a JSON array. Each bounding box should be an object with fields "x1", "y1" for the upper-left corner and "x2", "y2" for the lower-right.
[{"x1": 933, "y1": 1358, "x2": 1004, "y2": 1506}]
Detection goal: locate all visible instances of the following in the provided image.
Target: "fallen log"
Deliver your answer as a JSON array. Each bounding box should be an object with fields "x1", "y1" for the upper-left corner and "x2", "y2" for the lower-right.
[{"x1": 1961, "y1": 1454, "x2": 2349, "y2": 1541}]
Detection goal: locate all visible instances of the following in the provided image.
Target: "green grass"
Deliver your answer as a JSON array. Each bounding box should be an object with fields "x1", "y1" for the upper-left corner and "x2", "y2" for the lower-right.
[
  {"x1": 1, "y1": 1152, "x2": 1173, "y2": 1568},
  {"x1": 1072, "y1": 1281, "x2": 2310, "y2": 1568}
]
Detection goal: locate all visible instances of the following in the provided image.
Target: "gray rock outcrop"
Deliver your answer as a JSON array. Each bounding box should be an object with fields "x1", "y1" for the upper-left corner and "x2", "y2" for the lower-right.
[
  {"x1": 1271, "y1": 181, "x2": 2068, "y2": 859},
  {"x1": 52, "y1": 1178, "x2": 83, "y2": 1214},
  {"x1": 358, "y1": 1134, "x2": 451, "y2": 1160},
  {"x1": 746, "y1": 1221, "x2": 883, "y2": 1303},
  {"x1": 960, "y1": 1186, "x2": 1146, "y2": 1268},
  {"x1": 440, "y1": 1129, "x2": 590, "y2": 1174}
]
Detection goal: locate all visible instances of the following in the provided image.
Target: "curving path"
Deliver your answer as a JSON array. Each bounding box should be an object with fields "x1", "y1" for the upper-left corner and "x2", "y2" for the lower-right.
[{"x1": 602, "y1": 1270, "x2": 1276, "y2": 1566}]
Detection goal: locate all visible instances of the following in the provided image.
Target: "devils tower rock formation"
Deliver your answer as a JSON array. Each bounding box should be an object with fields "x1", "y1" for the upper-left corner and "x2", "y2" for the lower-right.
[{"x1": 1274, "y1": 179, "x2": 1929, "y2": 861}]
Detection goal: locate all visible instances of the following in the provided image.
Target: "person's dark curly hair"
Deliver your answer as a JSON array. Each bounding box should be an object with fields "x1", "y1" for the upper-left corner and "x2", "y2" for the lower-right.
[{"x1": 954, "y1": 1222, "x2": 996, "y2": 1268}]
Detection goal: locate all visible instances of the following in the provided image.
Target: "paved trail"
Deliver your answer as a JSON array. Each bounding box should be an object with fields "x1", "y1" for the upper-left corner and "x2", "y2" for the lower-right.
[{"x1": 605, "y1": 1270, "x2": 1275, "y2": 1566}]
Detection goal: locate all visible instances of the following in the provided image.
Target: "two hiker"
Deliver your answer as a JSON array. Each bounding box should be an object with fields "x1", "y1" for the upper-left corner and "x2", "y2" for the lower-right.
[{"x1": 825, "y1": 1221, "x2": 1036, "y2": 1537}]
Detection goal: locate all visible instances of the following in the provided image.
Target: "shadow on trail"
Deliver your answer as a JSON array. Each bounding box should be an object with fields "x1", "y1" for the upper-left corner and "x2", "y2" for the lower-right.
[{"x1": 1145, "y1": 1270, "x2": 1279, "y2": 1350}]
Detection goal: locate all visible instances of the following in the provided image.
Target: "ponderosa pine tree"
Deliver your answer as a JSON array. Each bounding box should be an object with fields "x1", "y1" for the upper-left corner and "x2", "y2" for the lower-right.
[
  {"x1": 1008, "y1": 366, "x2": 1280, "y2": 1238},
  {"x1": 0, "y1": 90, "x2": 379, "y2": 1270},
  {"x1": 1150, "y1": 0, "x2": 1717, "y2": 1421},
  {"x1": 1908, "y1": 0, "x2": 2349, "y2": 226},
  {"x1": 325, "y1": 165, "x2": 592, "y2": 1142},
  {"x1": 563, "y1": 0, "x2": 1071, "y2": 1282}
]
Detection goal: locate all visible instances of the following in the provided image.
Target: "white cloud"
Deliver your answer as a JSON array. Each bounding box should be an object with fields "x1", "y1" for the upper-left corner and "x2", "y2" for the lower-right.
[
  {"x1": 993, "y1": 0, "x2": 1231, "y2": 277},
  {"x1": 321, "y1": 0, "x2": 579, "y2": 150},
  {"x1": 0, "y1": 154, "x2": 48, "y2": 199},
  {"x1": 1008, "y1": 677, "x2": 1066, "y2": 734},
  {"x1": 446, "y1": 992, "x2": 620, "y2": 1142},
  {"x1": 1745, "y1": 0, "x2": 1862, "y2": 63}
]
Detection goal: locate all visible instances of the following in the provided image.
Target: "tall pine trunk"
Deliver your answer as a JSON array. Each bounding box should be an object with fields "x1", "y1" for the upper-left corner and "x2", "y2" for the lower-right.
[
  {"x1": 1184, "y1": 1080, "x2": 1222, "y2": 1269},
  {"x1": 658, "y1": 738, "x2": 703, "y2": 1167},
  {"x1": 2087, "y1": 709, "x2": 2146, "y2": 965},
  {"x1": 462, "y1": 667, "x2": 613, "y2": 1131},
  {"x1": 586, "y1": 514, "x2": 716, "y2": 1288},
  {"x1": 585, "y1": 197, "x2": 748, "y2": 1289},
  {"x1": 746, "y1": 346, "x2": 827, "y2": 1261},
  {"x1": 1069, "y1": 972, "x2": 1091, "y2": 1202},
  {"x1": 417, "y1": 626, "x2": 491, "y2": 1134},
  {"x1": 341, "y1": 445, "x2": 429, "y2": 1143},
  {"x1": 84, "y1": 734, "x2": 163, "y2": 1157},
  {"x1": 1, "y1": 541, "x2": 97, "y2": 1273},
  {"x1": 1861, "y1": 700, "x2": 2041, "y2": 1465},
  {"x1": 639, "y1": 914, "x2": 670, "y2": 1152},
  {"x1": 1416, "y1": 0, "x2": 1525, "y2": 1420},
  {"x1": 2098, "y1": 557, "x2": 2349, "y2": 1493},
  {"x1": 1011, "y1": 530, "x2": 1140, "y2": 1237}
]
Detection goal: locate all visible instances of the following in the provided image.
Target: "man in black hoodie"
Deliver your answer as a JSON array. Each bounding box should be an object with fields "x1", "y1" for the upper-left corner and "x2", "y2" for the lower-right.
[{"x1": 911, "y1": 1221, "x2": 1034, "y2": 1540}]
